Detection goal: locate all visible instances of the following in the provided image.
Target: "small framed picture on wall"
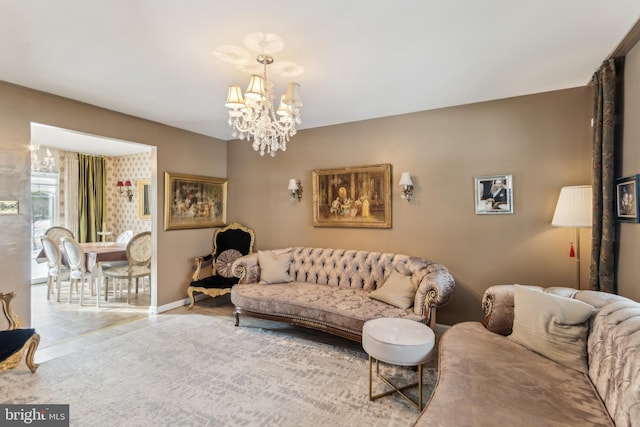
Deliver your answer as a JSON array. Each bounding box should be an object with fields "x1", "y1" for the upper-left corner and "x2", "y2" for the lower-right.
[
  {"x1": 474, "y1": 175, "x2": 513, "y2": 215},
  {"x1": 616, "y1": 175, "x2": 640, "y2": 223}
]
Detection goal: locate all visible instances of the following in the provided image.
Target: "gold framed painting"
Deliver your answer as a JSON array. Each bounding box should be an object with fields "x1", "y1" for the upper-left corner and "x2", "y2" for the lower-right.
[
  {"x1": 312, "y1": 163, "x2": 391, "y2": 228},
  {"x1": 137, "y1": 179, "x2": 151, "y2": 219},
  {"x1": 164, "y1": 172, "x2": 227, "y2": 230}
]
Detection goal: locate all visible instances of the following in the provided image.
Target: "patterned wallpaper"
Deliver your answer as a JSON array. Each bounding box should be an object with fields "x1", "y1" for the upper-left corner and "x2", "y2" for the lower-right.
[{"x1": 105, "y1": 152, "x2": 152, "y2": 239}]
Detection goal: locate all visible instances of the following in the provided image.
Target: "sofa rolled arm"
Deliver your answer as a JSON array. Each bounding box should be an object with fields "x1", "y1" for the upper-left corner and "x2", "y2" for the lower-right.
[
  {"x1": 415, "y1": 263, "x2": 455, "y2": 329},
  {"x1": 232, "y1": 253, "x2": 260, "y2": 284},
  {"x1": 481, "y1": 284, "x2": 518, "y2": 335},
  {"x1": 192, "y1": 254, "x2": 213, "y2": 281},
  {"x1": 482, "y1": 284, "x2": 580, "y2": 335}
]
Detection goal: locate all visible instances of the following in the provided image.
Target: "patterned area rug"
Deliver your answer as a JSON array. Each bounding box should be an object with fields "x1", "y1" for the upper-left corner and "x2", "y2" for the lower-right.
[{"x1": 0, "y1": 314, "x2": 436, "y2": 426}]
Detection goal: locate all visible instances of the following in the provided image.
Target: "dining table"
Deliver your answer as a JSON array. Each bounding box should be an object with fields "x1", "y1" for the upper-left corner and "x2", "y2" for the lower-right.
[{"x1": 36, "y1": 242, "x2": 128, "y2": 307}]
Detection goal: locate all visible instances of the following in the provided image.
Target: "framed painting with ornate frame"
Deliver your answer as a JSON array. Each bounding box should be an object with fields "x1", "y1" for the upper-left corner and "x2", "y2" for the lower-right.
[
  {"x1": 312, "y1": 163, "x2": 391, "y2": 228},
  {"x1": 164, "y1": 172, "x2": 227, "y2": 230},
  {"x1": 137, "y1": 179, "x2": 151, "y2": 220},
  {"x1": 474, "y1": 174, "x2": 513, "y2": 215},
  {"x1": 616, "y1": 175, "x2": 640, "y2": 223}
]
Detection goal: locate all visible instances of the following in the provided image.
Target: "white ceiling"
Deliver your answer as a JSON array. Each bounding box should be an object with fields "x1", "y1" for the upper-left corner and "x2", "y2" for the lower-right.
[{"x1": 2, "y1": 1, "x2": 640, "y2": 151}]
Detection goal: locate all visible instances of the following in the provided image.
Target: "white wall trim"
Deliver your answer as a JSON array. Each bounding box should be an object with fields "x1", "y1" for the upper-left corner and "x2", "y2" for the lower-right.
[{"x1": 148, "y1": 293, "x2": 208, "y2": 314}]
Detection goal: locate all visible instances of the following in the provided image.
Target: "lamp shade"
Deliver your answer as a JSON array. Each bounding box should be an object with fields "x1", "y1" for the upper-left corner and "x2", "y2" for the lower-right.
[
  {"x1": 399, "y1": 172, "x2": 413, "y2": 187},
  {"x1": 277, "y1": 95, "x2": 290, "y2": 116},
  {"x1": 225, "y1": 85, "x2": 245, "y2": 109},
  {"x1": 283, "y1": 82, "x2": 303, "y2": 107},
  {"x1": 551, "y1": 185, "x2": 592, "y2": 228},
  {"x1": 288, "y1": 179, "x2": 299, "y2": 191},
  {"x1": 244, "y1": 75, "x2": 266, "y2": 101},
  {"x1": 116, "y1": 180, "x2": 123, "y2": 187}
]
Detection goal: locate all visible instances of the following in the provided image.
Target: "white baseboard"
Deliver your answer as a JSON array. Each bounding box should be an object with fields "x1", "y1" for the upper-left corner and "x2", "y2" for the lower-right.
[{"x1": 148, "y1": 293, "x2": 208, "y2": 314}]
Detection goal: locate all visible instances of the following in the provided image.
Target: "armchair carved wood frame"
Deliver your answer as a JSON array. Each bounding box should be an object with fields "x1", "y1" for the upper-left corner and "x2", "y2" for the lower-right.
[
  {"x1": 188, "y1": 222, "x2": 255, "y2": 309},
  {"x1": 0, "y1": 292, "x2": 40, "y2": 373}
]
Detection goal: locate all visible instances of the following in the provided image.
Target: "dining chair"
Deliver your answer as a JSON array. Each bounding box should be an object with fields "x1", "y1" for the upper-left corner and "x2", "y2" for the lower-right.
[
  {"x1": 115, "y1": 230, "x2": 134, "y2": 244},
  {"x1": 40, "y1": 235, "x2": 70, "y2": 302},
  {"x1": 44, "y1": 226, "x2": 74, "y2": 245},
  {"x1": 102, "y1": 231, "x2": 151, "y2": 304},
  {"x1": 102, "y1": 230, "x2": 138, "y2": 293},
  {"x1": 61, "y1": 237, "x2": 92, "y2": 305}
]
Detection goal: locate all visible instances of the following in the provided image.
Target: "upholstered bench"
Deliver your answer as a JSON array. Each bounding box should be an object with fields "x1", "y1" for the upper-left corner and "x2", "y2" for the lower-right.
[{"x1": 362, "y1": 317, "x2": 435, "y2": 410}]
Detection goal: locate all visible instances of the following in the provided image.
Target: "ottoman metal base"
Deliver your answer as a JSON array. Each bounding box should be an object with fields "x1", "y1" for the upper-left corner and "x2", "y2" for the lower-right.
[{"x1": 368, "y1": 355, "x2": 425, "y2": 410}]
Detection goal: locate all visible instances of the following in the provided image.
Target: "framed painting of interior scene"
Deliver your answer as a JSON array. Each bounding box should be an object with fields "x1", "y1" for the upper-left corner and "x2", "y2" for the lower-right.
[
  {"x1": 616, "y1": 175, "x2": 639, "y2": 223},
  {"x1": 312, "y1": 163, "x2": 391, "y2": 228},
  {"x1": 164, "y1": 172, "x2": 227, "y2": 230},
  {"x1": 474, "y1": 174, "x2": 513, "y2": 214},
  {"x1": 137, "y1": 179, "x2": 151, "y2": 219}
]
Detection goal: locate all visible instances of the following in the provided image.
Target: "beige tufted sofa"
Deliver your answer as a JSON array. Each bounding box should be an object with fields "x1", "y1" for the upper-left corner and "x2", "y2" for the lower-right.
[
  {"x1": 415, "y1": 285, "x2": 640, "y2": 427},
  {"x1": 230, "y1": 247, "x2": 455, "y2": 341}
]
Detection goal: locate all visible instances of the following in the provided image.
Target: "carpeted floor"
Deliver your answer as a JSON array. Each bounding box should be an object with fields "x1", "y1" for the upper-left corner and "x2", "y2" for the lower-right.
[{"x1": 1, "y1": 313, "x2": 436, "y2": 426}]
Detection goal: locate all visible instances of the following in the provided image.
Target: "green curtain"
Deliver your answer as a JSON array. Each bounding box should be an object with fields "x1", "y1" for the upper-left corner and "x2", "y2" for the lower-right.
[
  {"x1": 589, "y1": 59, "x2": 618, "y2": 294},
  {"x1": 78, "y1": 154, "x2": 106, "y2": 243}
]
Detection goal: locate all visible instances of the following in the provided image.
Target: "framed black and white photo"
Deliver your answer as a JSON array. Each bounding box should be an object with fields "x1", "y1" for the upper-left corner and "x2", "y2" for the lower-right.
[
  {"x1": 474, "y1": 175, "x2": 513, "y2": 215},
  {"x1": 616, "y1": 175, "x2": 640, "y2": 223}
]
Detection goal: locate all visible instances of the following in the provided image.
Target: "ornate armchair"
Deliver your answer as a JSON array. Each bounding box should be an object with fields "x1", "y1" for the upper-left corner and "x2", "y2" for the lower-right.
[
  {"x1": 0, "y1": 292, "x2": 40, "y2": 373},
  {"x1": 188, "y1": 222, "x2": 255, "y2": 309}
]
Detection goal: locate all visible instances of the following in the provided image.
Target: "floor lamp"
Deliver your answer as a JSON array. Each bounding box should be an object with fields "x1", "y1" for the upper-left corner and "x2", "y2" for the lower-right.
[{"x1": 551, "y1": 185, "x2": 593, "y2": 289}]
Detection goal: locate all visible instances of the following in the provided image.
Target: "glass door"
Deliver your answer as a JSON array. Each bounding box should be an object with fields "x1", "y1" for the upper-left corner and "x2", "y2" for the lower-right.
[{"x1": 31, "y1": 172, "x2": 59, "y2": 284}]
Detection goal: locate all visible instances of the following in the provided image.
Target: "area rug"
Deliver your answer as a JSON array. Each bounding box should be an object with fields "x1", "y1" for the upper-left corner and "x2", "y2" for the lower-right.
[{"x1": 0, "y1": 314, "x2": 436, "y2": 426}]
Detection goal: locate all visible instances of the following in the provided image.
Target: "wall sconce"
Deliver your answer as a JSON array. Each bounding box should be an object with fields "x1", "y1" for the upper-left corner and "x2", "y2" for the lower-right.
[
  {"x1": 288, "y1": 179, "x2": 303, "y2": 202},
  {"x1": 117, "y1": 180, "x2": 133, "y2": 202},
  {"x1": 399, "y1": 172, "x2": 414, "y2": 201}
]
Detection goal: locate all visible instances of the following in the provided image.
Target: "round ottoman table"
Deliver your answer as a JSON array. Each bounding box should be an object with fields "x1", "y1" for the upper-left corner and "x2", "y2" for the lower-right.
[{"x1": 362, "y1": 317, "x2": 435, "y2": 410}]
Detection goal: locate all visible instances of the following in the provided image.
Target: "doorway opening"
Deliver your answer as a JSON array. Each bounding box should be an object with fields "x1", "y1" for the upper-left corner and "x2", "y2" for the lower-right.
[{"x1": 29, "y1": 123, "x2": 156, "y2": 353}]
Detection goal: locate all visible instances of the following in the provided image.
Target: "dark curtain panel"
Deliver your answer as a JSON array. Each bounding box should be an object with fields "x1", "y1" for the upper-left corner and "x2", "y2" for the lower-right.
[
  {"x1": 589, "y1": 59, "x2": 618, "y2": 294},
  {"x1": 78, "y1": 154, "x2": 106, "y2": 243}
]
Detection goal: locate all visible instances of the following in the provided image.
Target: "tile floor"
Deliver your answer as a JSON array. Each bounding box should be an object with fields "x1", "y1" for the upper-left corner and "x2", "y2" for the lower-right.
[{"x1": 31, "y1": 281, "x2": 154, "y2": 363}]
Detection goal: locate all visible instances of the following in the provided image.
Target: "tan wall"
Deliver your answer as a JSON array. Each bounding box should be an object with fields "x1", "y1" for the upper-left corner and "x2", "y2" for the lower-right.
[
  {"x1": 0, "y1": 82, "x2": 227, "y2": 325},
  {"x1": 618, "y1": 40, "x2": 640, "y2": 302},
  {"x1": 228, "y1": 87, "x2": 593, "y2": 325}
]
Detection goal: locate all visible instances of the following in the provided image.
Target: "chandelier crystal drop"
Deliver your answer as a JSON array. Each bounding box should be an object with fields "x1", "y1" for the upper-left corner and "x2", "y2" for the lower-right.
[{"x1": 225, "y1": 55, "x2": 303, "y2": 157}]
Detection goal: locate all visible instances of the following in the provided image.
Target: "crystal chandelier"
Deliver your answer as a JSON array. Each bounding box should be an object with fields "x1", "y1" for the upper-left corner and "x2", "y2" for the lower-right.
[{"x1": 225, "y1": 54, "x2": 303, "y2": 157}]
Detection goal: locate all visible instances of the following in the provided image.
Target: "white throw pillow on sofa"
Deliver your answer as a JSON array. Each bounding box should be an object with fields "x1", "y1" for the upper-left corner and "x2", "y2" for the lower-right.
[
  {"x1": 369, "y1": 269, "x2": 417, "y2": 309},
  {"x1": 258, "y1": 249, "x2": 294, "y2": 284},
  {"x1": 507, "y1": 284, "x2": 595, "y2": 373}
]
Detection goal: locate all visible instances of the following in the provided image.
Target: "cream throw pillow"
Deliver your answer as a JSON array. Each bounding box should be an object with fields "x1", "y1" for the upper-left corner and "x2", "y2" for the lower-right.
[
  {"x1": 258, "y1": 249, "x2": 293, "y2": 284},
  {"x1": 369, "y1": 270, "x2": 417, "y2": 309},
  {"x1": 507, "y1": 285, "x2": 595, "y2": 373}
]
